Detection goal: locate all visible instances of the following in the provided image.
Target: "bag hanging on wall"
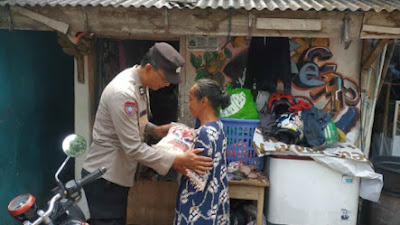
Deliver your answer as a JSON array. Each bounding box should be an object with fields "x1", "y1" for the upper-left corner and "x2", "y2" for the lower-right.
[{"x1": 219, "y1": 84, "x2": 259, "y2": 119}]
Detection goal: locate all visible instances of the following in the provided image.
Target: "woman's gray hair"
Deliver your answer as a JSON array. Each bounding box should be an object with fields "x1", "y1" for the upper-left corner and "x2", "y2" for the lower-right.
[{"x1": 193, "y1": 79, "x2": 231, "y2": 110}]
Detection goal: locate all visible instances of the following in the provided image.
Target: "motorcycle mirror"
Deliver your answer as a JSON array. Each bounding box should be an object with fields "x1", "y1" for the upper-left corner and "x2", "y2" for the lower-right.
[{"x1": 62, "y1": 134, "x2": 87, "y2": 158}]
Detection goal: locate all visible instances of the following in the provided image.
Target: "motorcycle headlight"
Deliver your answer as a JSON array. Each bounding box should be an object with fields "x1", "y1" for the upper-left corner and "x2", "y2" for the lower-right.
[{"x1": 8, "y1": 193, "x2": 39, "y2": 223}]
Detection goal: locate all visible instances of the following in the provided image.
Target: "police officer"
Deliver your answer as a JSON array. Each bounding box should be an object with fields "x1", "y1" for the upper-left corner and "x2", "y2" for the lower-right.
[{"x1": 82, "y1": 42, "x2": 213, "y2": 225}]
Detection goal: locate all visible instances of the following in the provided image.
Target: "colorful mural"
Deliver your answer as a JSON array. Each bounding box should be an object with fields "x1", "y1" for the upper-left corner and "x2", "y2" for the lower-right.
[
  {"x1": 187, "y1": 37, "x2": 361, "y2": 142},
  {"x1": 190, "y1": 36, "x2": 249, "y2": 86},
  {"x1": 290, "y1": 38, "x2": 360, "y2": 134}
]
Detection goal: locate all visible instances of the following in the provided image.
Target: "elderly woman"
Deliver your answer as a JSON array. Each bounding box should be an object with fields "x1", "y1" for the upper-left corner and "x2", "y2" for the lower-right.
[{"x1": 174, "y1": 79, "x2": 231, "y2": 225}]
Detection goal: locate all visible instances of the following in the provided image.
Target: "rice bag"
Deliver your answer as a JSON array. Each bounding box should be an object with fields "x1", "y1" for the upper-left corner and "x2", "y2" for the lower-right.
[
  {"x1": 153, "y1": 124, "x2": 197, "y2": 153},
  {"x1": 153, "y1": 124, "x2": 208, "y2": 191}
]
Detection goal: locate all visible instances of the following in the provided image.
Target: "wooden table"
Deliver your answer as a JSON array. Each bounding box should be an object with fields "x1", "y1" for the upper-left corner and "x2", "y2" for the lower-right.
[{"x1": 228, "y1": 179, "x2": 270, "y2": 225}]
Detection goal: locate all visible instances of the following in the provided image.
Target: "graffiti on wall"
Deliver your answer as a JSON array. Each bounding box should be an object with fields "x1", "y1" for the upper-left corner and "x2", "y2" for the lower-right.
[
  {"x1": 188, "y1": 37, "x2": 360, "y2": 134},
  {"x1": 291, "y1": 38, "x2": 360, "y2": 133},
  {"x1": 190, "y1": 36, "x2": 249, "y2": 85}
]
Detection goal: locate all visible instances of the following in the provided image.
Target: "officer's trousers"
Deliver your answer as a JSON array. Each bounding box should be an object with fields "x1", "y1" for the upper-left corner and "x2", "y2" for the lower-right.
[{"x1": 82, "y1": 169, "x2": 130, "y2": 225}]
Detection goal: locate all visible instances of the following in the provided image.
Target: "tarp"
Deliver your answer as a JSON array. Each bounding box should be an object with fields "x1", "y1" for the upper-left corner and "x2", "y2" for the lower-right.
[{"x1": 253, "y1": 128, "x2": 383, "y2": 202}]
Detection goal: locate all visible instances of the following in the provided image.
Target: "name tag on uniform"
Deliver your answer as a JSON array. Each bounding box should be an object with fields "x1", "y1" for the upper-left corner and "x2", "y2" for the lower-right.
[{"x1": 139, "y1": 86, "x2": 145, "y2": 96}]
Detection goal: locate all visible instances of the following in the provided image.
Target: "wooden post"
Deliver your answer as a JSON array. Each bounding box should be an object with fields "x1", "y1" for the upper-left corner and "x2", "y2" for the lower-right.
[
  {"x1": 362, "y1": 39, "x2": 390, "y2": 70},
  {"x1": 178, "y1": 35, "x2": 193, "y2": 126}
]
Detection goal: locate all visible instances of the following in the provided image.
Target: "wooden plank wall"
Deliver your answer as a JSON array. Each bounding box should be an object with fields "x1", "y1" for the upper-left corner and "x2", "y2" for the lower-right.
[{"x1": 127, "y1": 181, "x2": 178, "y2": 225}]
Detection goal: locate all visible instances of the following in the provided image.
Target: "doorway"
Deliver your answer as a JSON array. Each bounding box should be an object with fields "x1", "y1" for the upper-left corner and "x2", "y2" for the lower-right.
[
  {"x1": 97, "y1": 38, "x2": 181, "y2": 225},
  {"x1": 97, "y1": 39, "x2": 180, "y2": 127}
]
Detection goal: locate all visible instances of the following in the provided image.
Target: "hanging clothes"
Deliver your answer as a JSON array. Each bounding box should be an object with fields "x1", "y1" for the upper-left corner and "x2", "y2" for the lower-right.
[{"x1": 245, "y1": 37, "x2": 292, "y2": 94}]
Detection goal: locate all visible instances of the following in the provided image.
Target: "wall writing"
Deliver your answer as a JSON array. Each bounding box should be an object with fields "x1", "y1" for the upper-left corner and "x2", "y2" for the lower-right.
[{"x1": 290, "y1": 38, "x2": 360, "y2": 135}]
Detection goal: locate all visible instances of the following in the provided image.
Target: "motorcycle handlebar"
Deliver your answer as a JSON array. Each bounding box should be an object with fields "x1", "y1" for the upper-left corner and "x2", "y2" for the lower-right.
[
  {"x1": 24, "y1": 168, "x2": 106, "y2": 225},
  {"x1": 30, "y1": 193, "x2": 61, "y2": 225},
  {"x1": 77, "y1": 167, "x2": 107, "y2": 188}
]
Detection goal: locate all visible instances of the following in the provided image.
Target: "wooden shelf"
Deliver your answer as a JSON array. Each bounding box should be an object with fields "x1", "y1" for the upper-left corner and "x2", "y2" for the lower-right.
[
  {"x1": 127, "y1": 178, "x2": 270, "y2": 225},
  {"x1": 228, "y1": 178, "x2": 270, "y2": 225}
]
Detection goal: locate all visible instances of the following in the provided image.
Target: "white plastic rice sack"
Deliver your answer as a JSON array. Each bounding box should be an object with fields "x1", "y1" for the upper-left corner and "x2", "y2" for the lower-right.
[
  {"x1": 153, "y1": 124, "x2": 207, "y2": 191},
  {"x1": 153, "y1": 124, "x2": 197, "y2": 153}
]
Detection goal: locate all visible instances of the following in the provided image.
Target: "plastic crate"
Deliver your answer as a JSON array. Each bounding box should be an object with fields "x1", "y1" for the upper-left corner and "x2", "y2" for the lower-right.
[{"x1": 220, "y1": 118, "x2": 264, "y2": 171}]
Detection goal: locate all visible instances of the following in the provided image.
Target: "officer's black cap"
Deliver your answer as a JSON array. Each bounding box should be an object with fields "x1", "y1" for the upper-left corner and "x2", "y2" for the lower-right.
[{"x1": 151, "y1": 42, "x2": 185, "y2": 84}]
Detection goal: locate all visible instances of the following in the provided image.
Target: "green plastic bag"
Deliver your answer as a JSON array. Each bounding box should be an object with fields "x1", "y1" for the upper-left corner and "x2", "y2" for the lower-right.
[{"x1": 219, "y1": 84, "x2": 259, "y2": 119}]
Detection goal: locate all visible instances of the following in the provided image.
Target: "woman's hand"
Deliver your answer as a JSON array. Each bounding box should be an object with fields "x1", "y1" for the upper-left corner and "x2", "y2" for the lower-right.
[{"x1": 172, "y1": 148, "x2": 213, "y2": 176}]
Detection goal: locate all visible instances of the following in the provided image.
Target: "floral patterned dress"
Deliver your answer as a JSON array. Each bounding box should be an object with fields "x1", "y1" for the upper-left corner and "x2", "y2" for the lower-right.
[{"x1": 174, "y1": 121, "x2": 230, "y2": 225}]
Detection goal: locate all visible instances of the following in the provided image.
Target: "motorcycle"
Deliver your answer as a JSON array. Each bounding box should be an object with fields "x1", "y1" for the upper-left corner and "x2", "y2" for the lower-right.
[{"x1": 7, "y1": 134, "x2": 106, "y2": 225}]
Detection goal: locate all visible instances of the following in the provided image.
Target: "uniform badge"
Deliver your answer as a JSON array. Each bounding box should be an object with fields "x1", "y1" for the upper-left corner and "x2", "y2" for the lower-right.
[
  {"x1": 124, "y1": 102, "x2": 137, "y2": 116},
  {"x1": 141, "y1": 116, "x2": 147, "y2": 125}
]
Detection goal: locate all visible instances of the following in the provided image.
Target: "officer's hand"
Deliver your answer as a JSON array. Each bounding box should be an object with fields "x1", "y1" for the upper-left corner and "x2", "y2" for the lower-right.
[
  {"x1": 172, "y1": 148, "x2": 213, "y2": 176},
  {"x1": 155, "y1": 124, "x2": 173, "y2": 138},
  {"x1": 174, "y1": 165, "x2": 189, "y2": 177}
]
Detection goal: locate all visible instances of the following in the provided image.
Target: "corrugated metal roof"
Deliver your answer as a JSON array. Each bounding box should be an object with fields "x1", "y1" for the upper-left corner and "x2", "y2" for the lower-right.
[{"x1": 2, "y1": 0, "x2": 400, "y2": 12}]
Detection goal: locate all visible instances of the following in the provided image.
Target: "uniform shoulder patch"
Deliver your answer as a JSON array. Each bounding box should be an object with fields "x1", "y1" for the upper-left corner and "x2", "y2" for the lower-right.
[{"x1": 124, "y1": 102, "x2": 137, "y2": 116}]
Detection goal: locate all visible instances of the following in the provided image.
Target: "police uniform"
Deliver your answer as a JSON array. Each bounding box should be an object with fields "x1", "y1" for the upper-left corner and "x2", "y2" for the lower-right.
[{"x1": 82, "y1": 42, "x2": 185, "y2": 225}]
